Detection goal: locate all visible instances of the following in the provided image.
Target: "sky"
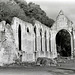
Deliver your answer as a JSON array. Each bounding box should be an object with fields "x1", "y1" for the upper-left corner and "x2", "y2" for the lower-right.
[{"x1": 26, "y1": 0, "x2": 75, "y2": 25}]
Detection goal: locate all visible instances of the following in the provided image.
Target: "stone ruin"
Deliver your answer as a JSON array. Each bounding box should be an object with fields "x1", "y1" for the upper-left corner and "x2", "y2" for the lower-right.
[{"x1": 0, "y1": 10, "x2": 75, "y2": 66}]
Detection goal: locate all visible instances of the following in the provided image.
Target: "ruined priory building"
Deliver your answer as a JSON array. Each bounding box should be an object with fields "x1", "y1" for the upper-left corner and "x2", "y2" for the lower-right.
[{"x1": 0, "y1": 10, "x2": 75, "y2": 65}]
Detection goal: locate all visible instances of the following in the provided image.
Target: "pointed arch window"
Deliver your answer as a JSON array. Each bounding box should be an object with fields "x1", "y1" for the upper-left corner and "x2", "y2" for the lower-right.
[
  {"x1": 34, "y1": 26, "x2": 37, "y2": 51},
  {"x1": 40, "y1": 29, "x2": 42, "y2": 51},
  {"x1": 49, "y1": 33, "x2": 51, "y2": 52},
  {"x1": 27, "y1": 27, "x2": 30, "y2": 33},
  {"x1": 45, "y1": 31, "x2": 47, "y2": 51},
  {"x1": 18, "y1": 24, "x2": 21, "y2": 51}
]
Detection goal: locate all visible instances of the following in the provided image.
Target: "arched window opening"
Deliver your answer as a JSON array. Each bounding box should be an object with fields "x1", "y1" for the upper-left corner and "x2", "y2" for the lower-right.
[
  {"x1": 34, "y1": 26, "x2": 37, "y2": 51},
  {"x1": 18, "y1": 25, "x2": 21, "y2": 51},
  {"x1": 40, "y1": 29, "x2": 42, "y2": 51},
  {"x1": 49, "y1": 33, "x2": 51, "y2": 52},
  {"x1": 27, "y1": 27, "x2": 29, "y2": 33},
  {"x1": 34, "y1": 26, "x2": 36, "y2": 34},
  {"x1": 45, "y1": 31, "x2": 47, "y2": 51}
]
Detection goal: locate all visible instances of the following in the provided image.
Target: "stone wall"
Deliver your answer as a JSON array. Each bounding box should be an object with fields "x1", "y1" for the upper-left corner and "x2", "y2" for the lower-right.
[
  {"x1": 11, "y1": 17, "x2": 52, "y2": 62},
  {"x1": 12, "y1": 17, "x2": 35, "y2": 62},
  {"x1": 34, "y1": 20, "x2": 52, "y2": 59},
  {"x1": 51, "y1": 10, "x2": 74, "y2": 58},
  {"x1": 0, "y1": 17, "x2": 53, "y2": 65},
  {"x1": 0, "y1": 21, "x2": 17, "y2": 66}
]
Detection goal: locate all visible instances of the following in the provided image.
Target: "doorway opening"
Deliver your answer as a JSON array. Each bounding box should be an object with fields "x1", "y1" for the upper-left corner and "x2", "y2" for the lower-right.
[{"x1": 56, "y1": 29, "x2": 71, "y2": 57}]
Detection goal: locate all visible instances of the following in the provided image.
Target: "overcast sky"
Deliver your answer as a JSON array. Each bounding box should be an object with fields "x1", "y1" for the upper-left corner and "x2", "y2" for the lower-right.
[{"x1": 26, "y1": 0, "x2": 75, "y2": 25}]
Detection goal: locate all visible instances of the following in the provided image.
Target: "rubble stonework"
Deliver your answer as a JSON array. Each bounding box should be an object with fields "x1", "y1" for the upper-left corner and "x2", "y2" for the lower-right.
[
  {"x1": 0, "y1": 21, "x2": 17, "y2": 66},
  {"x1": 0, "y1": 11, "x2": 74, "y2": 66}
]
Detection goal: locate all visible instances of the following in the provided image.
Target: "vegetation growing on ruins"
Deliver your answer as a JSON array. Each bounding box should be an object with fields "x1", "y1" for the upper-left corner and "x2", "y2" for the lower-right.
[{"x1": 0, "y1": 0, "x2": 54, "y2": 27}]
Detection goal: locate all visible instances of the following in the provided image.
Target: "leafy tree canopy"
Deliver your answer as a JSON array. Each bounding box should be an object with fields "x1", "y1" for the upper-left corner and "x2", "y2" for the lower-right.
[{"x1": 0, "y1": 0, "x2": 54, "y2": 27}]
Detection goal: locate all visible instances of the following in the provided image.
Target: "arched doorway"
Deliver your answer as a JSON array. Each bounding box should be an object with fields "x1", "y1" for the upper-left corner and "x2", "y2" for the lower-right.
[{"x1": 56, "y1": 29, "x2": 71, "y2": 57}]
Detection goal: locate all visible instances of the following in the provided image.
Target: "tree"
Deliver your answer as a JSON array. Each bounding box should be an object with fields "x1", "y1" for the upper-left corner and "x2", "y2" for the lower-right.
[
  {"x1": 14, "y1": 0, "x2": 54, "y2": 27},
  {"x1": 0, "y1": 1, "x2": 29, "y2": 24},
  {"x1": 0, "y1": 0, "x2": 54, "y2": 27}
]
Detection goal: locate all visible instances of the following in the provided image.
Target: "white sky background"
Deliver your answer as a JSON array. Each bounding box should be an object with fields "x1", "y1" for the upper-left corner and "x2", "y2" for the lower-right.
[{"x1": 26, "y1": 0, "x2": 75, "y2": 26}]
